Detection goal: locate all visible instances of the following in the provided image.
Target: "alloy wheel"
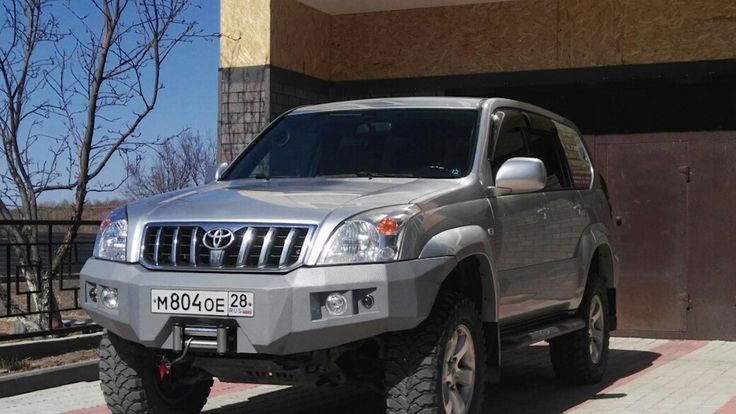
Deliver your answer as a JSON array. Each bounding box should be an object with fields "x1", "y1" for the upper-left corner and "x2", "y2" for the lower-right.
[
  {"x1": 441, "y1": 324, "x2": 476, "y2": 413},
  {"x1": 588, "y1": 295, "x2": 605, "y2": 364}
]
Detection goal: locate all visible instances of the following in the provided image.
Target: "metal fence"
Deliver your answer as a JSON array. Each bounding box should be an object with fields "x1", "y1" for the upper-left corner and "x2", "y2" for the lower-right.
[{"x1": 0, "y1": 220, "x2": 103, "y2": 341}]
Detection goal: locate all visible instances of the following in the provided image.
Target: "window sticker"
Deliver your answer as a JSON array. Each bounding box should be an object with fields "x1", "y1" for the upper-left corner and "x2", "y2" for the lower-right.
[{"x1": 553, "y1": 121, "x2": 593, "y2": 189}]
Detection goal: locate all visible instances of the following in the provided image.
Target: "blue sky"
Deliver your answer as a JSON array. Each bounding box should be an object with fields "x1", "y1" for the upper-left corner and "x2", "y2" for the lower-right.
[
  {"x1": 136, "y1": 1, "x2": 220, "y2": 140},
  {"x1": 38, "y1": 0, "x2": 220, "y2": 202}
]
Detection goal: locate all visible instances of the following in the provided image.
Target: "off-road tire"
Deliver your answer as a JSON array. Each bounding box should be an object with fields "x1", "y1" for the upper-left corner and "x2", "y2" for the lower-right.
[
  {"x1": 384, "y1": 291, "x2": 486, "y2": 414},
  {"x1": 549, "y1": 277, "x2": 610, "y2": 384},
  {"x1": 99, "y1": 332, "x2": 213, "y2": 414}
]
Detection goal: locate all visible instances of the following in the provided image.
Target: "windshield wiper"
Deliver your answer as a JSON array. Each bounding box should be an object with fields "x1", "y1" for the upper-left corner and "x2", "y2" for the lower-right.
[
  {"x1": 315, "y1": 174, "x2": 361, "y2": 178},
  {"x1": 356, "y1": 171, "x2": 414, "y2": 179},
  {"x1": 314, "y1": 172, "x2": 415, "y2": 179}
]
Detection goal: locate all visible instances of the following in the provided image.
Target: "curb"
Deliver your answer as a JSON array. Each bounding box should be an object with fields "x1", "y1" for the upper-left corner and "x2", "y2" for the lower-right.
[
  {"x1": 0, "y1": 359, "x2": 99, "y2": 398},
  {"x1": 0, "y1": 332, "x2": 102, "y2": 360}
]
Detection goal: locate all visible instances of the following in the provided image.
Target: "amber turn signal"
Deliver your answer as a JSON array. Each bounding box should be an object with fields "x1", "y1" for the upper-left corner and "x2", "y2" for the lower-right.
[{"x1": 376, "y1": 217, "x2": 399, "y2": 236}]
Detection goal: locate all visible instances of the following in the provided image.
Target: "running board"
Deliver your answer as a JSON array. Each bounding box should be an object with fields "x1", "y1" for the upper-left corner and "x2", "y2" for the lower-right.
[{"x1": 501, "y1": 318, "x2": 585, "y2": 350}]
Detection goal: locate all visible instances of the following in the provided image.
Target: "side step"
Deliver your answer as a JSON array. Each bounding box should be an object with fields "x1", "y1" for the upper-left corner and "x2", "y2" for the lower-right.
[{"x1": 501, "y1": 318, "x2": 585, "y2": 351}]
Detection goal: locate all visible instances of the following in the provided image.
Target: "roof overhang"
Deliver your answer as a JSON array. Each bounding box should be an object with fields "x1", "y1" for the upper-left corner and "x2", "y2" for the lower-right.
[{"x1": 296, "y1": 0, "x2": 514, "y2": 15}]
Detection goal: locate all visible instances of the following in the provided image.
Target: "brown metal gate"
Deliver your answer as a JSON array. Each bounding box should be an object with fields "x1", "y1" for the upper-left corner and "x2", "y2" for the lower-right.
[
  {"x1": 685, "y1": 134, "x2": 736, "y2": 339},
  {"x1": 590, "y1": 132, "x2": 736, "y2": 340}
]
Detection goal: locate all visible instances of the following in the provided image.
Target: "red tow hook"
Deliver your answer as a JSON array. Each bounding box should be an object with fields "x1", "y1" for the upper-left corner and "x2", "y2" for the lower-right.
[
  {"x1": 158, "y1": 337, "x2": 192, "y2": 380},
  {"x1": 158, "y1": 362, "x2": 171, "y2": 380}
]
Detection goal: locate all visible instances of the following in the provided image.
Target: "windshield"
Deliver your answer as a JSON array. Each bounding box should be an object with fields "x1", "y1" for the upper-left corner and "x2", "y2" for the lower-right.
[{"x1": 223, "y1": 108, "x2": 479, "y2": 180}]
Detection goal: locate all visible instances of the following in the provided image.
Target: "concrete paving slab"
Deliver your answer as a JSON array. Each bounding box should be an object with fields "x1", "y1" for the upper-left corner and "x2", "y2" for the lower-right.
[{"x1": 1, "y1": 337, "x2": 735, "y2": 413}]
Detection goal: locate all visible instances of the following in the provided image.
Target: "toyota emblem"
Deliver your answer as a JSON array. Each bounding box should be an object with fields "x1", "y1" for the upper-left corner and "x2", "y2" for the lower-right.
[{"x1": 202, "y1": 228, "x2": 235, "y2": 250}]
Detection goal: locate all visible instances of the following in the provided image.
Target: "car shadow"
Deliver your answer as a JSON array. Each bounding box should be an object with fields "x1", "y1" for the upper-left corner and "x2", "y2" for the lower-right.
[
  {"x1": 484, "y1": 344, "x2": 660, "y2": 413},
  {"x1": 205, "y1": 344, "x2": 661, "y2": 413}
]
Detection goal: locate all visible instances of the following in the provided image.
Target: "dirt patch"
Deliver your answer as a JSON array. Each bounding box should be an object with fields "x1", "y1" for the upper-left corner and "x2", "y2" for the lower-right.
[
  {"x1": 0, "y1": 348, "x2": 98, "y2": 376},
  {"x1": 0, "y1": 319, "x2": 15, "y2": 336}
]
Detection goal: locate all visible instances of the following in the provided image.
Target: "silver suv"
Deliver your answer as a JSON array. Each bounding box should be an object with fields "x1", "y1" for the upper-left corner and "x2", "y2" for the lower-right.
[{"x1": 82, "y1": 97, "x2": 616, "y2": 414}]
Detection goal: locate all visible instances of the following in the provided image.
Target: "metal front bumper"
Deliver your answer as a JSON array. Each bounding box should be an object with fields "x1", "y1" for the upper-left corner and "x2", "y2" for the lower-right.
[{"x1": 80, "y1": 257, "x2": 455, "y2": 355}]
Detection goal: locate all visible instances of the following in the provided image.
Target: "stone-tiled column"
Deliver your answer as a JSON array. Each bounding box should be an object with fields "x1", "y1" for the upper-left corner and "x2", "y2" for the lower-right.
[
  {"x1": 219, "y1": 0, "x2": 333, "y2": 161},
  {"x1": 219, "y1": 0, "x2": 272, "y2": 161},
  {"x1": 219, "y1": 66, "x2": 270, "y2": 161}
]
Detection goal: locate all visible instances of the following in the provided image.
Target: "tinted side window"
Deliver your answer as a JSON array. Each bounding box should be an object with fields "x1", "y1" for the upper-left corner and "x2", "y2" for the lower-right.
[
  {"x1": 525, "y1": 113, "x2": 572, "y2": 190},
  {"x1": 490, "y1": 110, "x2": 527, "y2": 174},
  {"x1": 553, "y1": 120, "x2": 594, "y2": 189}
]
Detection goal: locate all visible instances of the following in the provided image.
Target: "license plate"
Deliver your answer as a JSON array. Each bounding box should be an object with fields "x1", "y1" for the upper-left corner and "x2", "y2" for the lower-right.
[{"x1": 151, "y1": 289, "x2": 254, "y2": 317}]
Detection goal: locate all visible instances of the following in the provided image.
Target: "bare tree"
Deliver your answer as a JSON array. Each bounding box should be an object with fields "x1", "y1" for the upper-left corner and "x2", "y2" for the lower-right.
[
  {"x1": 125, "y1": 131, "x2": 215, "y2": 199},
  {"x1": 0, "y1": 0, "x2": 204, "y2": 331}
]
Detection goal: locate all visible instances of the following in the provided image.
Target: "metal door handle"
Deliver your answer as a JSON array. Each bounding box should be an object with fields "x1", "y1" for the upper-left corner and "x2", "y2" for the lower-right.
[
  {"x1": 536, "y1": 207, "x2": 549, "y2": 219},
  {"x1": 573, "y1": 203, "x2": 584, "y2": 216}
]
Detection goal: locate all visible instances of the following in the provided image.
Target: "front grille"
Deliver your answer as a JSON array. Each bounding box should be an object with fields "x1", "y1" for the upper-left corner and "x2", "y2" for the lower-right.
[{"x1": 140, "y1": 224, "x2": 314, "y2": 271}]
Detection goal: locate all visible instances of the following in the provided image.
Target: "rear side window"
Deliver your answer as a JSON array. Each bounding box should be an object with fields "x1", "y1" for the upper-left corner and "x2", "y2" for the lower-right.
[
  {"x1": 525, "y1": 113, "x2": 572, "y2": 190},
  {"x1": 553, "y1": 120, "x2": 593, "y2": 189}
]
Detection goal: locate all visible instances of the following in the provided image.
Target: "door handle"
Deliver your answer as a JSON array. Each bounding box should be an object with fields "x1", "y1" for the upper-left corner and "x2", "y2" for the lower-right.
[
  {"x1": 536, "y1": 207, "x2": 549, "y2": 219},
  {"x1": 573, "y1": 203, "x2": 585, "y2": 216}
]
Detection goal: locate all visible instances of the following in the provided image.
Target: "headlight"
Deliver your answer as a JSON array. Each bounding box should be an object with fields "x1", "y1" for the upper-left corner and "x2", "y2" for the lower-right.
[
  {"x1": 94, "y1": 206, "x2": 128, "y2": 262},
  {"x1": 318, "y1": 205, "x2": 420, "y2": 264}
]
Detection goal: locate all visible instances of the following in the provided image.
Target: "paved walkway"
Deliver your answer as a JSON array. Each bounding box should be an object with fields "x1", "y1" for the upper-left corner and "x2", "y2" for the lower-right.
[{"x1": 2, "y1": 337, "x2": 736, "y2": 413}]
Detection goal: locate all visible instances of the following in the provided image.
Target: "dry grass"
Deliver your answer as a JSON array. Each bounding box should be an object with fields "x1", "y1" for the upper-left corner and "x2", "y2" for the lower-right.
[
  {"x1": 36, "y1": 199, "x2": 126, "y2": 223},
  {"x1": 0, "y1": 355, "x2": 32, "y2": 372},
  {"x1": 4, "y1": 198, "x2": 126, "y2": 233},
  {"x1": 0, "y1": 349, "x2": 98, "y2": 375}
]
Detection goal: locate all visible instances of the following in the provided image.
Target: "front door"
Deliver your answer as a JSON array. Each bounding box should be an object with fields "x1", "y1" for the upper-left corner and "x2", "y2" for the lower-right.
[
  {"x1": 489, "y1": 109, "x2": 552, "y2": 321},
  {"x1": 491, "y1": 193, "x2": 549, "y2": 320}
]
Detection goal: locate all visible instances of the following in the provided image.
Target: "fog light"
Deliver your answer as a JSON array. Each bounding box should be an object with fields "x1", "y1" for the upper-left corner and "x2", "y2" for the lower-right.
[
  {"x1": 101, "y1": 287, "x2": 118, "y2": 309},
  {"x1": 361, "y1": 294, "x2": 374, "y2": 309},
  {"x1": 325, "y1": 293, "x2": 347, "y2": 316}
]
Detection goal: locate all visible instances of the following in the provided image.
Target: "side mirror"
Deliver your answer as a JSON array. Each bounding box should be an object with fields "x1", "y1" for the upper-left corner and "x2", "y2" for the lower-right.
[
  {"x1": 493, "y1": 157, "x2": 546, "y2": 195},
  {"x1": 205, "y1": 162, "x2": 228, "y2": 184}
]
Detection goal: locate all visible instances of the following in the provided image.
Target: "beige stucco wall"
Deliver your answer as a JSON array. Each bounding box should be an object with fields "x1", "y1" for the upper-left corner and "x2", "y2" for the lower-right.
[{"x1": 221, "y1": 0, "x2": 736, "y2": 80}]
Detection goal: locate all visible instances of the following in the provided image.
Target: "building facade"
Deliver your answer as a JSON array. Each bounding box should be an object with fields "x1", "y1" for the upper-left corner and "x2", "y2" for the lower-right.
[{"x1": 219, "y1": 0, "x2": 736, "y2": 339}]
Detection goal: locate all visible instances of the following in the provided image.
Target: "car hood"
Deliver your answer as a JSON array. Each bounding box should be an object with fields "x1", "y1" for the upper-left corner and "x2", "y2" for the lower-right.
[
  {"x1": 124, "y1": 176, "x2": 478, "y2": 264},
  {"x1": 127, "y1": 177, "x2": 468, "y2": 227}
]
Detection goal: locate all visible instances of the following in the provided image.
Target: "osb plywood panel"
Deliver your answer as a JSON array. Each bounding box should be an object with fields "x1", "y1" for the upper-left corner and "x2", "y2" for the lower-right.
[
  {"x1": 221, "y1": 0, "x2": 271, "y2": 68},
  {"x1": 271, "y1": 0, "x2": 332, "y2": 79},
  {"x1": 330, "y1": 0, "x2": 559, "y2": 81},
  {"x1": 221, "y1": 0, "x2": 736, "y2": 78},
  {"x1": 621, "y1": 0, "x2": 736, "y2": 64},
  {"x1": 557, "y1": 0, "x2": 623, "y2": 68}
]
